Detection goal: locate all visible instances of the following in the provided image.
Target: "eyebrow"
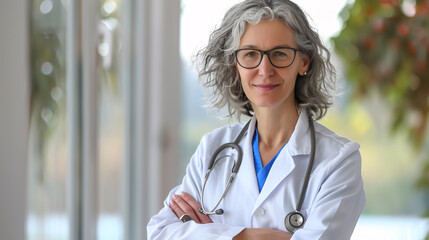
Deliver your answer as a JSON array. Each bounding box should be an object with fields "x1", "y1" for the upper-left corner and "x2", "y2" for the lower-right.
[{"x1": 239, "y1": 44, "x2": 295, "y2": 49}]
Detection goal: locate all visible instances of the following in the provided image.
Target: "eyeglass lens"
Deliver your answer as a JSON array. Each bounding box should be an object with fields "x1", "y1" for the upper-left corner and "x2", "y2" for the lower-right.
[{"x1": 236, "y1": 48, "x2": 296, "y2": 69}]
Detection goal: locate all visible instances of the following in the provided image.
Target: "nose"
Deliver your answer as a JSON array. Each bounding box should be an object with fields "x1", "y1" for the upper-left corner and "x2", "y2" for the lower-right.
[{"x1": 258, "y1": 54, "x2": 274, "y2": 77}]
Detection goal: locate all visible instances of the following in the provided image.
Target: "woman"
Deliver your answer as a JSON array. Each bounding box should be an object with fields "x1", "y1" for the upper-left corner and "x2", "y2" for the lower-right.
[{"x1": 147, "y1": 0, "x2": 365, "y2": 239}]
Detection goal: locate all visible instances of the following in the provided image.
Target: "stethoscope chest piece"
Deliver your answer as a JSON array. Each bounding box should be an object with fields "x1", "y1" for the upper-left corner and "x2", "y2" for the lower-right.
[
  {"x1": 200, "y1": 113, "x2": 316, "y2": 232},
  {"x1": 284, "y1": 211, "x2": 305, "y2": 233},
  {"x1": 283, "y1": 115, "x2": 315, "y2": 233}
]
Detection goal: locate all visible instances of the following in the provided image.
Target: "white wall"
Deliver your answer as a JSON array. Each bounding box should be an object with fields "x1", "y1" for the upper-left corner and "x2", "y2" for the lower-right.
[{"x1": 0, "y1": 0, "x2": 29, "y2": 239}]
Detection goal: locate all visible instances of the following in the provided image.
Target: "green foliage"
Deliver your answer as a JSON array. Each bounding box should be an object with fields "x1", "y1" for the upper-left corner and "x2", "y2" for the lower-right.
[
  {"x1": 29, "y1": 0, "x2": 67, "y2": 185},
  {"x1": 333, "y1": 0, "x2": 429, "y2": 146},
  {"x1": 332, "y1": 0, "x2": 429, "y2": 224}
]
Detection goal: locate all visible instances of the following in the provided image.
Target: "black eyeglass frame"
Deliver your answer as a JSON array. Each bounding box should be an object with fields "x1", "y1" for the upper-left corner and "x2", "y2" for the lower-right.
[{"x1": 234, "y1": 46, "x2": 300, "y2": 69}]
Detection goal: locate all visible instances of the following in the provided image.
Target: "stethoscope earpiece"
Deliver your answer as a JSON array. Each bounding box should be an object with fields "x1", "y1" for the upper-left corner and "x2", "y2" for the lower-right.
[
  {"x1": 215, "y1": 209, "x2": 224, "y2": 215},
  {"x1": 199, "y1": 121, "x2": 251, "y2": 216},
  {"x1": 199, "y1": 207, "x2": 224, "y2": 215},
  {"x1": 285, "y1": 211, "x2": 305, "y2": 233}
]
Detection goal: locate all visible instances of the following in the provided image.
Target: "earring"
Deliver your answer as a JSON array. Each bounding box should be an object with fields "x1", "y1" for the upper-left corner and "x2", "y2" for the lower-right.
[{"x1": 303, "y1": 71, "x2": 307, "y2": 76}]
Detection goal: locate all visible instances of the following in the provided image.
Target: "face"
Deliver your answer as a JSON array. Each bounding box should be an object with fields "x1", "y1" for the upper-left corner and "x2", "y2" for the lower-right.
[{"x1": 237, "y1": 19, "x2": 309, "y2": 111}]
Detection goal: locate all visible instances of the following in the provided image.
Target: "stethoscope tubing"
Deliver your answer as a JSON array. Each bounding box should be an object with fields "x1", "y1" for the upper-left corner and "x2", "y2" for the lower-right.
[
  {"x1": 296, "y1": 116, "x2": 316, "y2": 212},
  {"x1": 200, "y1": 121, "x2": 250, "y2": 215},
  {"x1": 207, "y1": 143, "x2": 243, "y2": 174},
  {"x1": 199, "y1": 115, "x2": 315, "y2": 224}
]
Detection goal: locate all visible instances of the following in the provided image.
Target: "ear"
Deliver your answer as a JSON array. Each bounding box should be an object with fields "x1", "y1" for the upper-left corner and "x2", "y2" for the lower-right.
[{"x1": 299, "y1": 53, "x2": 310, "y2": 76}]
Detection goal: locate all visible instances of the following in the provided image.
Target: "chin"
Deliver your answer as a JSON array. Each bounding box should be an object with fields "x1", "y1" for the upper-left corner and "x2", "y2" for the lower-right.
[
  {"x1": 253, "y1": 101, "x2": 281, "y2": 108},
  {"x1": 251, "y1": 97, "x2": 294, "y2": 110}
]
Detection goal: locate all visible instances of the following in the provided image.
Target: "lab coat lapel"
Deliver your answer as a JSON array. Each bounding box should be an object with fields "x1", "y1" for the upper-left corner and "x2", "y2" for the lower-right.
[
  {"x1": 235, "y1": 116, "x2": 259, "y2": 204},
  {"x1": 253, "y1": 150, "x2": 296, "y2": 210},
  {"x1": 253, "y1": 110, "x2": 312, "y2": 210}
]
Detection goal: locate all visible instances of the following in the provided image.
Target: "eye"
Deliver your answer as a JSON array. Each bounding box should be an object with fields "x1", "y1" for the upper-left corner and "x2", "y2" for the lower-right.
[
  {"x1": 272, "y1": 50, "x2": 288, "y2": 57},
  {"x1": 243, "y1": 50, "x2": 259, "y2": 58}
]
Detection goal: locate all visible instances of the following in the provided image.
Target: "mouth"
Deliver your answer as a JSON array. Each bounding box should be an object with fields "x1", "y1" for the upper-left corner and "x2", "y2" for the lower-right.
[{"x1": 253, "y1": 83, "x2": 279, "y2": 91}]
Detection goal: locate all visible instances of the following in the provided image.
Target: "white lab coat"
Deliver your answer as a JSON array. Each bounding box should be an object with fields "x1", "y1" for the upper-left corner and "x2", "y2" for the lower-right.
[{"x1": 147, "y1": 110, "x2": 366, "y2": 240}]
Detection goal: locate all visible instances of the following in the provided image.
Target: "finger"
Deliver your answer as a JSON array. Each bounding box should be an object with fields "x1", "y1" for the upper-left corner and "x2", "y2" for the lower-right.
[
  {"x1": 172, "y1": 194, "x2": 201, "y2": 223},
  {"x1": 181, "y1": 192, "x2": 213, "y2": 224},
  {"x1": 169, "y1": 197, "x2": 184, "y2": 219}
]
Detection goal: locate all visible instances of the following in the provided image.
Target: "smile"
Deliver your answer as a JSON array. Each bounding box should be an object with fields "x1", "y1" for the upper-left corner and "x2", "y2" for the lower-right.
[{"x1": 254, "y1": 84, "x2": 279, "y2": 91}]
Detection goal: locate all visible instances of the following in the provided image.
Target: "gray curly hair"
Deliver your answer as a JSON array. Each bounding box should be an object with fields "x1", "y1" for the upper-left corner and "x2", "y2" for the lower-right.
[{"x1": 195, "y1": 0, "x2": 336, "y2": 120}]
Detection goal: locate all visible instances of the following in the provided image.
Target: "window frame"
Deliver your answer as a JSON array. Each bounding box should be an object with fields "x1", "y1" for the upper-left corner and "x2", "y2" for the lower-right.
[{"x1": 66, "y1": 0, "x2": 182, "y2": 239}]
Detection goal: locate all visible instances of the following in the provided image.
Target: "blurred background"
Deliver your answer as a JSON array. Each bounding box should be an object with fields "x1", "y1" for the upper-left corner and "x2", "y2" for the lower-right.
[{"x1": 1, "y1": 0, "x2": 429, "y2": 239}]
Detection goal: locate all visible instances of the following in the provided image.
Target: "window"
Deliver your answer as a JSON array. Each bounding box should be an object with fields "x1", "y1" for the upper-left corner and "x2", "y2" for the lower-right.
[
  {"x1": 27, "y1": 0, "x2": 181, "y2": 240},
  {"x1": 97, "y1": 1, "x2": 126, "y2": 239},
  {"x1": 28, "y1": 0, "x2": 68, "y2": 238}
]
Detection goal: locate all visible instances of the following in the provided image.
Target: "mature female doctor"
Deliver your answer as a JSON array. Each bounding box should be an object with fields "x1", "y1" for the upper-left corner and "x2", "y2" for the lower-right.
[{"x1": 147, "y1": 0, "x2": 365, "y2": 239}]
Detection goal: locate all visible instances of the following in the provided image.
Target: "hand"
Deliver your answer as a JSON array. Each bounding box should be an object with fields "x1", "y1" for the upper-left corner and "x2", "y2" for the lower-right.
[
  {"x1": 233, "y1": 228, "x2": 292, "y2": 240},
  {"x1": 169, "y1": 191, "x2": 213, "y2": 224}
]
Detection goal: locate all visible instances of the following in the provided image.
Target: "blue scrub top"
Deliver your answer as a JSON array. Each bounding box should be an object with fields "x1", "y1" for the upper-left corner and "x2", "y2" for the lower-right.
[{"x1": 252, "y1": 126, "x2": 287, "y2": 192}]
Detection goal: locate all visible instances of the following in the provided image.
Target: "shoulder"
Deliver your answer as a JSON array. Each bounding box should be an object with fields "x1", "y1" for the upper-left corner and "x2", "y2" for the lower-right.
[
  {"x1": 191, "y1": 121, "x2": 248, "y2": 170},
  {"x1": 313, "y1": 121, "x2": 361, "y2": 171},
  {"x1": 314, "y1": 121, "x2": 359, "y2": 150},
  {"x1": 200, "y1": 121, "x2": 248, "y2": 147}
]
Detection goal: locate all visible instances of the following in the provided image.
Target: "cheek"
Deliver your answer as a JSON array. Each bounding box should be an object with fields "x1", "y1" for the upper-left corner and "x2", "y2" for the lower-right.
[
  {"x1": 237, "y1": 67, "x2": 253, "y2": 85},
  {"x1": 237, "y1": 65, "x2": 244, "y2": 79},
  {"x1": 238, "y1": 71, "x2": 252, "y2": 94},
  {"x1": 236, "y1": 67, "x2": 249, "y2": 95},
  {"x1": 237, "y1": 68, "x2": 246, "y2": 85}
]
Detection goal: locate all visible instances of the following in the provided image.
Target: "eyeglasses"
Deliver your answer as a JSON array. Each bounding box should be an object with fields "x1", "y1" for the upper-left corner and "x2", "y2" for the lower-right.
[{"x1": 235, "y1": 47, "x2": 299, "y2": 69}]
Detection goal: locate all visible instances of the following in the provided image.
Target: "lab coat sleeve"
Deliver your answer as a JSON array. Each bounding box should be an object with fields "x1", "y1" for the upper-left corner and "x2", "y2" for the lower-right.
[
  {"x1": 291, "y1": 142, "x2": 366, "y2": 240},
  {"x1": 147, "y1": 134, "x2": 245, "y2": 240}
]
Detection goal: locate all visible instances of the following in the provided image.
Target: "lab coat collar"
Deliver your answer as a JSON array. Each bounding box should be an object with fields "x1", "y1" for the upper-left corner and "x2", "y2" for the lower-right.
[
  {"x1": 247, "y1": 109, "x2": 313, "y2": 212},
  {"x1": 247, "y1": 109, "x2": 313, "y2": 157},
  {"x1": 234, "y1": 116, "x2": 260, "y2": 205},
  {"x1": 286, "y1": 109, "x2": 313, "y2": 157}
]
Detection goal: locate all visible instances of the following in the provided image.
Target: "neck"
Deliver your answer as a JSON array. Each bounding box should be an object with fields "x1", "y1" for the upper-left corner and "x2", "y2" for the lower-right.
[{"x1": 253, "y1": 104, "x2": 299, "y2": 149}]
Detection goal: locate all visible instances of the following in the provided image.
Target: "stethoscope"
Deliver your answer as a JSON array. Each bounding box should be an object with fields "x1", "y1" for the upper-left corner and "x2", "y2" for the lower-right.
[{"x1": 199, "y1": 114, "x2": 316, "y2": 233}]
